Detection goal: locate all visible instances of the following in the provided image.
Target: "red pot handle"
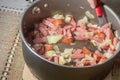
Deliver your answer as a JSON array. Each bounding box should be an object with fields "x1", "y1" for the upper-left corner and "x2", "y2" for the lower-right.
[{"x1": 95, "y1": 0, "x2": 102, "y2": 17}]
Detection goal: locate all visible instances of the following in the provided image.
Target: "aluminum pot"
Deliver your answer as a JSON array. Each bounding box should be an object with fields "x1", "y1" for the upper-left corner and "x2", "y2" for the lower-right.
[{"x1": 20, "y1": 0, "x2": 120, "y2": 80}]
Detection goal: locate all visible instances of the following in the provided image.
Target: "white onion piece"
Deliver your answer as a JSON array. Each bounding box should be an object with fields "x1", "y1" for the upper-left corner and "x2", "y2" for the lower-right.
[
  {"x1": 47, "y1": 34, "x2": 63, "y2": 44},
  {"x1": 59, "y1": 56, "x2": 66, "y2": 65},
  {"x1": 65, "y1": 58, "x2": 71, "y2": 63},
  {"x1": 114, "y1": 30, "x2": 120, "y2": 39},
  {"x1": 62, "y1": 48, "x2": 73, "y2": 58},
  {"x1": 87, "y1": 23, "x2": 98, "y2": 28},
  {"x1": 53, "y1": 45, "x2": 60, "y2": 53},
  {"x1": 104, "y1": 52, "x2": 113, "y2": 58},
  {"x1": 64, "y1": 14, "x2": 72, "y2": 23},
  {"x1": 53, "y1": 14, "x2": 64, "y2": 19},
  {"x1": 85, "y1": 11, "x2": 95, "y2": 19},
  {"x1": 77, "y1": 16, "x2": 88, "y2": 24},
  {"x1": 45, "y1": 50, "x2": 56, "y2": 57}
]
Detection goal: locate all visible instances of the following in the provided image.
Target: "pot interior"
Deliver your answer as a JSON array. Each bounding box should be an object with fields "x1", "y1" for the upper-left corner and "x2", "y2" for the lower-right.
[{"x1": 21, "y1": 0, "x2": 120, "y2": 63}]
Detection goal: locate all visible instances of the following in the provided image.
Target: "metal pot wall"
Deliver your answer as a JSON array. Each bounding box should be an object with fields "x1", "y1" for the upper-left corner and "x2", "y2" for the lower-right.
[{"x1": 20, "y1": 0, "x2": 120, "y2": 80}]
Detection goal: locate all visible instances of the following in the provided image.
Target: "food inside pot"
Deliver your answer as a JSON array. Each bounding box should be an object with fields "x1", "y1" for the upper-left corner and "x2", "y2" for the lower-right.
[{"x1": 26, "y1": 11, "x2": 120, "y2": 67}]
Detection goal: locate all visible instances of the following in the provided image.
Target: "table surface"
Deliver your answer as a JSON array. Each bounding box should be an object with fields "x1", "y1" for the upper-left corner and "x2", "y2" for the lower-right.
[{"x1": 0, "y1": 0, "x2": 120, "y2": 80}]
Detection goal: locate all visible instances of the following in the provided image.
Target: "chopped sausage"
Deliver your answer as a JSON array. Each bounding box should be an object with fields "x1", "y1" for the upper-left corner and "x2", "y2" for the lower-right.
[{"x1": 70, "y1": 49, "x2": 84, "y2": 59}]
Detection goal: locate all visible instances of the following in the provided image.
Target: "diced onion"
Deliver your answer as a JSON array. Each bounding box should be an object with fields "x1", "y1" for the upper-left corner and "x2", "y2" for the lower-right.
[
  {"x1": 87, "y1": 23, "x2": 98, "y2": 28},
  {"x1": 85, "y1": 32, "x2": 94, "y2": 38},
  {"x1": 85, "y1": 11, "x2": 95, "y2": 19},
  {"x1": 47, "y1": 34, "x2": 63, "y2": 44},
  {"x1": 53, "y1": 45, "x2": 60, "y2": 53},
  {"x1": 45, "y1": 50, "x2": 56, "y2": 57},
  {"x1": 62, "y1": 48, "x2": 73, "y2": 58},
  {"x1": 99, "y1": 39, "x2": 112, "y2": 48},
  {"x1": 64, "y1": 14, "x2": 72, "y2": 23},
  {"x1": 85, "y1": 55, "x2": 94, "y2": 60},
  {"x1": 97, "y1": 46, "x2": 102, "y2": 51},
  {"x1": 91, "y1": 40, "x2": 97, "y2": 46},
  {"x1": 65, "y1": 58, "x2": 71, "y2": 63},
  {"x1": 59, "y1": 56, "x2": 66, "y2": 65},
  {"x1": 114, "y1": 30, "x2": 120, "y2": 39},
  {"x1": 80, "y1": 6, "x2": 84, "y2": 9},
  {"x1": 104, "y1": 52, "x2": 113, "y2": 58},
  {"x1": 81, "y1": 55, "x2": 94, "y2": 62},
  {"x1": 91, "y1": 40, "x2": 102, "y2": 51},
  {"x1": 53, "y1": 14, "x2": 64, "y2": 19},
  {"x1": 77, "y1": 16, "x2": 88, "y2": 24},
  {"x1": 105, "y1": 39, "x2": 112, "y2": 45},
  {"x1": 108, "y1": 23, "x2": 112, "y2": 28},
  {"x1": 70, "y1": 43, "x2": 76, "y2": 46}
]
